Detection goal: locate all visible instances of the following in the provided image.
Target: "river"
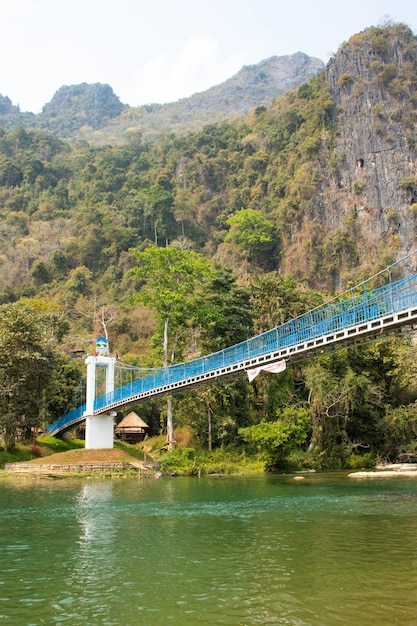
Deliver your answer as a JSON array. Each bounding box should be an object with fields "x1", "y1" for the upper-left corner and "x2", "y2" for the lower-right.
[{"x1": 1, "y1": 472, "x2": 417, "y2": 625}]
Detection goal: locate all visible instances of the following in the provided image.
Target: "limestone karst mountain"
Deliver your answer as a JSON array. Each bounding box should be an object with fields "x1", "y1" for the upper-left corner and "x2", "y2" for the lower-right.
[
  {"x1": 0, "y1": 52, "x2": 324, "y2": 143},
  {"x1": 0, "y1": 23, "x2": 416, "y2": 296}
]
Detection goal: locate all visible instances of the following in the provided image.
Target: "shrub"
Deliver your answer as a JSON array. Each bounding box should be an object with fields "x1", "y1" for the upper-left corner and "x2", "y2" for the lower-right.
[
  {"x1": 372, "y1": 104, "x2": 385, "y2": 118},
  {"x1": 378, "y1": 64, "x2": 397, "y2": 86},
  {"x1": 352, "y1": 180, "x2": 365, "y2": 195},
  {"x1": 239, "y1": 408, "x2": 310, "y2": 470},
  {"x1": 379, "y1": 403, "x2": 417, "y2": 461},
  {"x1": 338, "y1": 73, "x2": 354, "y2": 87},
  {"x1": 30, "y1": 445, "x2": 43, "y2": 458},
  {"x1": 158, "y1": 446, "x2": 265, "y2": 476},
  {"x1": 328, "y1": 150, "x2": 345, "y2": 171},
  {"x1": 385, "y1": 206, "x2": 397, "y2": 221},
  {"x1": 346, "y1": 452, "x2": 376, "y2": 469},
  {"x1": 399, "y1": 175, "x2": 417, "y2": 189}
]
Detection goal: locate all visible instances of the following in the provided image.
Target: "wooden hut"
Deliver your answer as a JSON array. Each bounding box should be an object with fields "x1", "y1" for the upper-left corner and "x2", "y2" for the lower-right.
[{"x1": 115, "y1": 411, "x2": 149, "y2": 444}]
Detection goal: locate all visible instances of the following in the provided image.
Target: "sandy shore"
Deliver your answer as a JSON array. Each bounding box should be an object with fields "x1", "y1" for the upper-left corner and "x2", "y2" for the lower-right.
[{"x1": 349, "y1": 463, "x2": 417, "y2": 478}]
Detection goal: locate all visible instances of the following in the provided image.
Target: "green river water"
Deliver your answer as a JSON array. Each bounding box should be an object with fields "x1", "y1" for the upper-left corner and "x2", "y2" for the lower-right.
[{"x1": 1, "y1": 472, "x2": 417, "y2": 625}]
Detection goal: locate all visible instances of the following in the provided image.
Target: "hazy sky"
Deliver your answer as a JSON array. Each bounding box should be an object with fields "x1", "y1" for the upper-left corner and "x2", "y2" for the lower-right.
[{"x1": 1, "y1": 0, "x2": 416, "y2": 113}]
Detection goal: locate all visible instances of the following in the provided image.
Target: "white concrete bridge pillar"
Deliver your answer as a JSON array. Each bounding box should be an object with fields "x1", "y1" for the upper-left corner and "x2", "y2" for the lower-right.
[
  {"x1": 84, "y1": 355, "x2": 116, "y2": 449},
  {"x1": 85, "y1": 412, "x2": 115, "y2": 449}
]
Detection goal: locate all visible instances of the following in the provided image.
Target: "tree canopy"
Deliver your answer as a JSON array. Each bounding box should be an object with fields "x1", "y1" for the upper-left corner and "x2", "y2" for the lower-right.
[
  {"x1": 127, "y1": 245, "x2": 214, "y2": 446},
  {"x1": 0, "y1": 303, "x2": 70, "y2": 450}
]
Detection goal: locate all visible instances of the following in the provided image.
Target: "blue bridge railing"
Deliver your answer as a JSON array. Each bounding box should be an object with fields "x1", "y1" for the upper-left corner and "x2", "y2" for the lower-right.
[{"x1": 46, "y1": 271, "x2": 417, "y2": 435}]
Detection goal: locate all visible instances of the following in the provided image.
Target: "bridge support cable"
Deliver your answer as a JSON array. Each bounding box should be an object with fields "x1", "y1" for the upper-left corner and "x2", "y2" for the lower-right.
[
  {"x1": 94, "y1": 272, "x2": 417, "y2": 413},
  {"x1": 97, "y1": 303, "x2": 417, "y2": 414},
  {"x1": 46, "y1": 266, "x2": 417, "y2": 438}
]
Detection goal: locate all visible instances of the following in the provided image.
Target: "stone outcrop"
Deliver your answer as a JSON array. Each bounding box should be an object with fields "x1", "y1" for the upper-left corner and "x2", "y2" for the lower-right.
[{"x1": 318, "y1": 24, "x2": 417, "y2": 272}]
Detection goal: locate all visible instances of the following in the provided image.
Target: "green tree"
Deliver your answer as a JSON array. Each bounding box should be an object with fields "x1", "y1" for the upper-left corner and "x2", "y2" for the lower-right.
[
  {"x1": 66, "y1": 266, "x2": 93, "y2": 296},
  {"x1": 380, "y1": 402, "x2": 417, "y2": 461},
  {"x1": 31, "y1": 260, "x2": 52, "y2": 286},
  {"x1": 303, "y1": 351, "x2": 384, "y2": 458},
  {"x1": 45, "y1": 355, "x2": 84, "y2": 421},
  {"x1": 0, "y1": 304, "x2": 56, "y2": 450},
  {"x1": 137, "y1": 184, "x2": 175, "y2": 244},
  {"x1": 247, "y1": 273, "x2": 321, "y2": 426},
  {"x1": 194, "y1": 266, "x2": 253, "y2": 352},
  {"x1": 225, "y1": 208, "x2": 277, "y2": 267},
  {"x1": 250, "y1": 271, "x2": 323, "y2": 333},
  {"x1": 239, "y1": 407, "x2": 310, "y2": 469},
  {"x1": 127, "y1": 245, "x2": 214, "y2": 447},
  {"x1": 183, "y1": 267, "x2": 253, "y2": 448},
  {"x1": 0, "y1": 158, "x2": 23, "y2": 187}
]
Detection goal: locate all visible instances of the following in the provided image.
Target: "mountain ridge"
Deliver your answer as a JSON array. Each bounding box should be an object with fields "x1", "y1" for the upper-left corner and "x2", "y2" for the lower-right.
[
  {"x1": 0, "y1": 52, "x2": 324, "y2": 144},
  {"x1": 0, "y1": 23, "x2": 415, "y2": 298}
]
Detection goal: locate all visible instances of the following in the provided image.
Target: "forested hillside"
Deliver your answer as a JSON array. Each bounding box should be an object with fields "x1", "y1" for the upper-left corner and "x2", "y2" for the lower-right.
[{"x1": 1, "y1": 23, "x2": 417, "y2": 468}]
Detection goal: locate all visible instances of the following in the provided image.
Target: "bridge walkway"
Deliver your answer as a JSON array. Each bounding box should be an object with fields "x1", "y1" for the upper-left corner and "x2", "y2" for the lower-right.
[{"x1": 46, "y1": 270, "x2": 417, "y2": 437}]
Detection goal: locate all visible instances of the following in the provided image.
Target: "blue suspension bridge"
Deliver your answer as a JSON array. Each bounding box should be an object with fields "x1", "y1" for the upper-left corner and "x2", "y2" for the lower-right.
[{"x1": 47, "y1": 255, "x2": 417, "y2": 447}]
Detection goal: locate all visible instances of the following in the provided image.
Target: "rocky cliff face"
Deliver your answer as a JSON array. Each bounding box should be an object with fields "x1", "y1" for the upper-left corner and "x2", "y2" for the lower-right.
[{"x1": 320, "y1": 24, "x2": 417, "y2": 274}]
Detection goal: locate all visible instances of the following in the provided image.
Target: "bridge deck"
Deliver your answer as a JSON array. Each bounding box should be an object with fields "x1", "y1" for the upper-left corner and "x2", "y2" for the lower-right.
[{"x1": 47, "y1": 272, "x2": 417, "y2": 437}]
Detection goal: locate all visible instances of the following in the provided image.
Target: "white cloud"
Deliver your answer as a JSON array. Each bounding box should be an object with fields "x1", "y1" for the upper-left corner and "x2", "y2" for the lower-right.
[{"x1": 123, "y1": 36, "x2": 248, "y2": 106}]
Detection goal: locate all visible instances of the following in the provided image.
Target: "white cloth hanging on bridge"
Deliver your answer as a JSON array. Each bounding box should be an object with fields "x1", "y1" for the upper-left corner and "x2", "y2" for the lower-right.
[{"x1": 246, "y1": 360, "x2": 286, "y2": 382}]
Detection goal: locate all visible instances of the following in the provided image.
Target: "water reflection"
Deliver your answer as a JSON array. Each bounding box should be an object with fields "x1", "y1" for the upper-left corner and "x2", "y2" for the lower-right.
[
  {"x1": 1, "y1": 475, "x2": 417, "y2": 625},
  {"x1": 51, "y1": 481, "x2": 122, "y2": 624},
  {"x1": 77, "y1": 481, "x2": 116, "y2": 543}
]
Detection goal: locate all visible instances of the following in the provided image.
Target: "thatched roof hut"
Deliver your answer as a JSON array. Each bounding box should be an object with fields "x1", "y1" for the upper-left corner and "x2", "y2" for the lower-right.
[{"x1": 115, "y1": 412, "x2": 149, "y2": 443}]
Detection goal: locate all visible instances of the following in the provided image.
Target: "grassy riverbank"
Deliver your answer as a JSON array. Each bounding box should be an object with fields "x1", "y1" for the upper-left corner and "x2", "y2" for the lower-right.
[
  {"x1": 1, "y1": 427, "x2": 376, "y2": 477},
  {"x1": 0, "y1": 433, "x2": 266, "y2": 476},
  {"x1": 0, "y1": 436, "x2": 149, "y2": 472}
]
